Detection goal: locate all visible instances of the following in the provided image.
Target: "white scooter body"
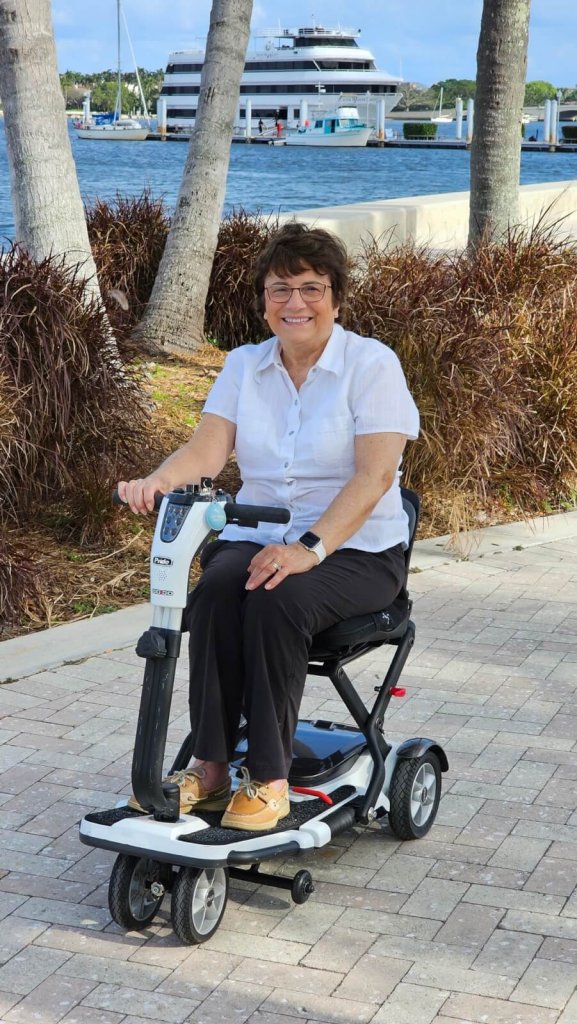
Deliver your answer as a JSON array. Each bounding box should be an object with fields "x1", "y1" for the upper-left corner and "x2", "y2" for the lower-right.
[{"x1": 79, "y1": 483, "x2": 447, "y2": 943}]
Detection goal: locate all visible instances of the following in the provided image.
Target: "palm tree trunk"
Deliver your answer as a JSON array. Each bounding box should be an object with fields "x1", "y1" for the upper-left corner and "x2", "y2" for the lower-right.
[
  {"x1": 0, "y1": 0, "x2": 103, "y2": 301},
  {"x1": 468, "y1": 0, "x2": 531, "y2": 248},
  {"x1": 135, "y1": 0, "x2": 253, "y2": 356}
]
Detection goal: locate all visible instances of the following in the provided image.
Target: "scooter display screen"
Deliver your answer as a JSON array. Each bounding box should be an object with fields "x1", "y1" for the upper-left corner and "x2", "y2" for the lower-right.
[{"x1": 160, "y1": 502, "x2": 191, "y2": 543}]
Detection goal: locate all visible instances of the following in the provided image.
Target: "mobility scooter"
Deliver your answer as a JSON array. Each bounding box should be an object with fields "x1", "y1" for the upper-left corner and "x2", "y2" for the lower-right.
[{"x1": 79, "y1": 480, "x2": 448, "y2": 944}]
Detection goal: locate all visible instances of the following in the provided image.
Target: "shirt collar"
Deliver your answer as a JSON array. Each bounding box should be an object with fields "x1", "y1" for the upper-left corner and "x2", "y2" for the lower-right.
[{"x1": 254, "y1": 323, "x2": 346, "y2": 379}]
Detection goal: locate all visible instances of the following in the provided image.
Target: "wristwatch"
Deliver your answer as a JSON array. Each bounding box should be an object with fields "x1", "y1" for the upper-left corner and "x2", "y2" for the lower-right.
[{"x1": 298, "y1": 531, "x2": 327, "y2": 564}]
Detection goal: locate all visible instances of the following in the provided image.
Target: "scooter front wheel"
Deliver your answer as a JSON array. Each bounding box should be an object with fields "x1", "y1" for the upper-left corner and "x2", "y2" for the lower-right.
[
  {"x1": 108, "y1": 854, "x2": 167, "y2": 930},
  {"x1": 171, "y1": 865, "x2": 229, "y2": 944},
  {"x1": 388, "y1": 751, "x2": 441, "y2": 840}
]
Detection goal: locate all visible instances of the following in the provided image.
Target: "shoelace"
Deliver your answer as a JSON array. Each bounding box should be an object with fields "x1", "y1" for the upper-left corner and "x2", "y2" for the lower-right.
[
  {"x1": 237, "y1": 766, "x2": 259, "y2": 800},
  {"x1": 167, "y1": 768, "x2": 201, "y2": 786}
]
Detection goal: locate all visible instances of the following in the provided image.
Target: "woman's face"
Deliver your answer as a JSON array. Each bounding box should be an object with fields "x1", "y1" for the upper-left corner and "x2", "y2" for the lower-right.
[{"x1": 263, "y1": 265, "x2": 339, "y2": 350}]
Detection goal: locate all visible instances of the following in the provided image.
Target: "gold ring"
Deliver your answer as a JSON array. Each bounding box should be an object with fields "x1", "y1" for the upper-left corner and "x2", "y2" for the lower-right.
[{"x1": 271, "y1": 560, "x2": 282, "y2": 572}]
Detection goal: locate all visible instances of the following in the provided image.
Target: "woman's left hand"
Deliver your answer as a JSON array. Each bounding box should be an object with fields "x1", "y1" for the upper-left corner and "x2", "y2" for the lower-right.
[{"x1": 246, "y1": 542, "x2": 319, "y2": 591}]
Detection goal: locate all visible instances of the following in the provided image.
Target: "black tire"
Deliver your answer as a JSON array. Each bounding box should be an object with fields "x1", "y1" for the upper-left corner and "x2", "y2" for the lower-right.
[
  {"x1": 291, "y1": 869, "x2": 314, "y2": 905},
  {"x1": 171, "y1": 866, "x2": 229, "y2": 944},
  {"x1": 108, "y1": 854, "x2": 166, "y2": 930},
  {"x1": 388, "y1": 751, "x2": 442, "y2": 840}
]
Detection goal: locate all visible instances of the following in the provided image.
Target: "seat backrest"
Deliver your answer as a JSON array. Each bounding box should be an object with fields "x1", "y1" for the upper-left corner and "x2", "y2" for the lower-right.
[{"x1": 400, "y1": 487, "x2": 420, "y2": 582}]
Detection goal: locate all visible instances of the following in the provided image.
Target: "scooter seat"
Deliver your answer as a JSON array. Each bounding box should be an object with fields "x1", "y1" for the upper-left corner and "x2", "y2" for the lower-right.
[{"x1": 309, "y1": 592, "x2": 410, "y2": 659}]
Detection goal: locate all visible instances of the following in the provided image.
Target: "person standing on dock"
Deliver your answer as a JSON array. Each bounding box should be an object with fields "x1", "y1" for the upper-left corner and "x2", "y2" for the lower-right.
[
  {"x1": 276, "y1": 119, "x2": 282, "y2": 138},
  {"x1": 258, "y1": 118, "x2": 264, "y2": 135}
]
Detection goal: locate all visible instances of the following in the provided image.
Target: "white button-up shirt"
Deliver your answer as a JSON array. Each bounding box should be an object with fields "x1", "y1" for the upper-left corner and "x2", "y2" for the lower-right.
[{"x1": 203, "y1": 324, "x2": 419, "y2": 551}]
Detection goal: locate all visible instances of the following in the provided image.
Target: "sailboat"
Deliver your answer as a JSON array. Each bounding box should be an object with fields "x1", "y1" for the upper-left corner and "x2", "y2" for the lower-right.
[
  {"x1": 430, "y1": 87, "x2": 453, "y2": 124},
  {"x1": 75, "y1": 0, "x2": 150, "y2": 140}
]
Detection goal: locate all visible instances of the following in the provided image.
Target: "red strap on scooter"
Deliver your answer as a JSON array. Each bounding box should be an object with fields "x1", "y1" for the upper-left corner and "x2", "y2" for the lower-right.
[
  {"x1": 390, "y1": 687, "x2": 406, "y2": 697},
  {"x1": 290, "y1": 787, "x2": 334, "y2": 805}
]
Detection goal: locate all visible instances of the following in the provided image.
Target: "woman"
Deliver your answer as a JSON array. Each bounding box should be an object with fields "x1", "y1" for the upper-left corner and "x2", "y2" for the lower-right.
[{"x1": 119, "y1": 222, "x2": 419, "y2": 832}]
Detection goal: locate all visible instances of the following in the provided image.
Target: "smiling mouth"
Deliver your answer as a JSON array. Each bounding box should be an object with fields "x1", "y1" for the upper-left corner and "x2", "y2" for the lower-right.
[{"x1": 282, "y1": 316, "x2": 312, "y2": 323}]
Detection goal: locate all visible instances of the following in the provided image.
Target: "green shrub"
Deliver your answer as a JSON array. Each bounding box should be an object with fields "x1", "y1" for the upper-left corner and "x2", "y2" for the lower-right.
[
  {"x1": 402, "y1": 122, "x2": 438, "y2": 140},
  {"x1": 561, "y1": 124, "x2": 577, "y2": 141}
]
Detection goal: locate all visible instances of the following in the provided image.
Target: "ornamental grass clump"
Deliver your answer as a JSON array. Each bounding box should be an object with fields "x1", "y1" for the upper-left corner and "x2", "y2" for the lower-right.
[
  {"x1": 0, "y1": 248, "x2": 152, "y2": 550},
  {"x1": 87, "y1": 191, "x2": 169, "y2": 352},
  {"x1": 346, "y1": 226, "x2": 577, "y2": 535},
  {"x1": 205, "y1": 209, "x2": 278, "y2": 349}
]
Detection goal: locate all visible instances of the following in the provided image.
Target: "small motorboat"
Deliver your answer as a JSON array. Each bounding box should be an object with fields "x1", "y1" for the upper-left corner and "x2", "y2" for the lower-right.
[{"x1": 284, "y1": 106, "x2": 372, "y2": 147}]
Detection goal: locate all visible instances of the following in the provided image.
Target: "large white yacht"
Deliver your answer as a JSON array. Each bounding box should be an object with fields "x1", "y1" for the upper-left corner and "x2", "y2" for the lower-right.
[{"x1": 160, "y1": 24, "x2": 403, "y2": 134}]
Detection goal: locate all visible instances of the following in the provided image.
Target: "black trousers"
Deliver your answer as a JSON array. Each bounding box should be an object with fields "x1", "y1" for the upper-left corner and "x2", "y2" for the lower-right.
[{"x1": 183, "y1": 540, "x2": 406, "y2": 780}]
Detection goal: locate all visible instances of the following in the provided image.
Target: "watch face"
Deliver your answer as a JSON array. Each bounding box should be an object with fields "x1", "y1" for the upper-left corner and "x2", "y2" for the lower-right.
[{"x1": 300, "y1": 531, "x2": 321, "y2": 549}]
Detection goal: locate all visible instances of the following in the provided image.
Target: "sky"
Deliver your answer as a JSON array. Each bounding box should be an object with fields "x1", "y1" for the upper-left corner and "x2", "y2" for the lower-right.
[{"x1": 52, "y1": 0, "x2": 577, "y2": 88}]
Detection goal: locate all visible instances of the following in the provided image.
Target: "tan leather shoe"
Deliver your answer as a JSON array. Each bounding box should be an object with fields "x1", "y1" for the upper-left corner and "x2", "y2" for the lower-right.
[
  {"x1": 127, "y1": 767, "x2": 231, "y2": 814},
  {"x1": 221, "y1": 771, "x2": 290, "y2": 831}
]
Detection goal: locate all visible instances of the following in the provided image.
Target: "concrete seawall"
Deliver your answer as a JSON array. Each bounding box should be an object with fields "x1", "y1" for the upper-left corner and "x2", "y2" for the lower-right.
[{"x1": 280, "y1": 179, "x2": 577, "y2": 252}]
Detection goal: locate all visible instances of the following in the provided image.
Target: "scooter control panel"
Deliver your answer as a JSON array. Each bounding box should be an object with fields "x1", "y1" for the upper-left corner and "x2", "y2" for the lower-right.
[{"x1": 160, "y1": 502, "x2": 191, "y2": 543}]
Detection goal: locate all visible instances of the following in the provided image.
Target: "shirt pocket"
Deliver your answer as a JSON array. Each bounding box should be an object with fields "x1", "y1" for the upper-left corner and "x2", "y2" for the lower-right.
[{"x1": 311, "y1": 415, "x2": 354, "y2": 468}]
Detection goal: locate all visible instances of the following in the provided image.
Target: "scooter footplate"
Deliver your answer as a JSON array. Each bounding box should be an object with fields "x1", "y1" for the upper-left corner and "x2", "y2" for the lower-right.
[
  {"x1": 85, "y1": 807, "x2": 147, "y2": 826},
  {"x1": 178, "y1": 785, "x2": 356, "y2": 846}
]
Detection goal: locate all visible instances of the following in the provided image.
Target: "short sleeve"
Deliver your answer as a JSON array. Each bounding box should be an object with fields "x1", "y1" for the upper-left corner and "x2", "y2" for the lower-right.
[
  {"x1": 202, "y1": 348, "x2": 244, "y2": 424},
  {"x1": 352, "y1": 345, "x2": 419, "y2": 439}
]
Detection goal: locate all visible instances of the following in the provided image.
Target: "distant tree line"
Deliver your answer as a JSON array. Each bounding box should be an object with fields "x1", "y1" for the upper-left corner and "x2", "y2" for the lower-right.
[
  {"x1": 398, "y1": 77, "x2": 577, "y2": 111},
  {"x1": 60, "y1": 68, "x2": 164, "y2": 112}
]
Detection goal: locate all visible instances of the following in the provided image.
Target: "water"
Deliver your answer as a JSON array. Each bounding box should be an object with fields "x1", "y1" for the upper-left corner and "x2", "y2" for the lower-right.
[{"x1": 0, "y1": 119, "x2": 576, "y2": 240}]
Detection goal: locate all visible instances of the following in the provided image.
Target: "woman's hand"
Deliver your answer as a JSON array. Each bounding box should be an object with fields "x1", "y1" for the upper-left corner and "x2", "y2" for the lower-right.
[
  {"x1": 117, "y1": 473, "x2": 172, "y2": 514},
  {"x1": 246, "y1": 542, "x2": 320, "y2": 591}
]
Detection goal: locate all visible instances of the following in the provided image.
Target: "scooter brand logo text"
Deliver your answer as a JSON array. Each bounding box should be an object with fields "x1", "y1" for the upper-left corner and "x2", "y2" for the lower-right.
[
  {"x1": 153, "y1": 556, "x2": 173, "y2": 566},
  {"x1": 152, "y1": 588, "x2": 174, "y2": 596}
]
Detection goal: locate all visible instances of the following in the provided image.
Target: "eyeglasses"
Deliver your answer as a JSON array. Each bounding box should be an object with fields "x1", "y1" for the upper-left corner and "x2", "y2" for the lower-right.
[{"x1": 265, "y1": 283, "x2": 332, "y2": 303}]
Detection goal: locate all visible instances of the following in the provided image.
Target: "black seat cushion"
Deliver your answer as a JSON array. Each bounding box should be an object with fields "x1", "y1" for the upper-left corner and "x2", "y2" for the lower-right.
[{"x1": 309, "y1": 591, "x2": 410, "y2": 659}]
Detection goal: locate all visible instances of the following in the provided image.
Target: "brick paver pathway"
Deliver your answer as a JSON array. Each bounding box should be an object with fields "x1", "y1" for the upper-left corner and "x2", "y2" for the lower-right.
[{"x1": 1, "y1": 536, "x2": 577, "y2": 1023}]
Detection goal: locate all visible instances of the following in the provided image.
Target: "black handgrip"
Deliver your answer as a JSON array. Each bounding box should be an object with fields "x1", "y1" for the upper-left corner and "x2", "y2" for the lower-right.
[
  {"x1": 224, "y1": 502, "x2": 290, "y2": 526},
  {"x1": 112, "y1": 488, "x2": 164, "y2": 510}
]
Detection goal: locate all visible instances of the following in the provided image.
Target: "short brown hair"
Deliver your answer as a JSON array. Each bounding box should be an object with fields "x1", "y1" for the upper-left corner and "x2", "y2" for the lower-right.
[{"x1": 253, "y1": 221, "x2": 349, "y2": 315}]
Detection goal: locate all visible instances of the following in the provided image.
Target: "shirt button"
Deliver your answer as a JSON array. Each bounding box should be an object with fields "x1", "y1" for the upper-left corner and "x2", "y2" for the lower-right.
[
  {"x1": 284, "y1": 462, "x2": 289, "y2": 468},
  {"x1": 288, "y1": 430, "x2": 294, "y2": 436},
  {"x1": 294, "y1": 400, "x2": 298, "y2": 406}
]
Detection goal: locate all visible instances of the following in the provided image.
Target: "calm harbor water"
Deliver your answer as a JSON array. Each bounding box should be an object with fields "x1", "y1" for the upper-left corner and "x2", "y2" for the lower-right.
[{"x1": 0, "y1": 120, "x2": 576, "y2": 240}]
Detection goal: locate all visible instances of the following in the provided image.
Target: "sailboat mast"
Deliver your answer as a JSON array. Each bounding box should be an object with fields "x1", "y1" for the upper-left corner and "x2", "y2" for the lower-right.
[{"x1": 115, "y1": 0, "x2": 122, "y2": 121}]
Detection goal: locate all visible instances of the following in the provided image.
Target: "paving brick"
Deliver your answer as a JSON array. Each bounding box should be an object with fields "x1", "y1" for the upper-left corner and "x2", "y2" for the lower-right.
[
  {"x1": 367, "y1": 852, "x2": 435, "y2": 894},
  {"x1": 371, "y1": 983, "x2": 450, "y2": 1024},
  {"x1": 203, "y1": 930, "x2": 310, "y2": 965},
  {"x1": 333, "y1": 952, "x2": 410, "y2": 1003},
  {"x1": 261, "y1": 987, "x2": 375, "y2": 1024},
  {"x1": 4, "y1": 975, "x2": 97, "y2": 1024},
  {"x1": 57, "y1": 953, "x2": 170, "y2": 990},
  {"x1": 301, "y1": 923, "x2": 374, "y2": 971},
  {"x1": 400, "y1": 879, "x2": 469, "y2": 922},
  {"x1": 510, "y1": 957, "x2": 577, "y2": 1009},
  {"x1": 81, "y1": 982, "x2": 198, "y2": 1022},
  {"x1": 525, "y1": 855, "x2": 577, "y2": 896},
  {"x1": 228, "y1": 959, "x2": 341, "y2": 995},
  {"x1": 339, "y1": 907, "x2": 441, "y2": 940},
  {"x1": 12, "y1": 896, "x2": 111, "y2": 930},
  {"x1": 0, "y1": 945, "x2": 72, "y2": 995},
  {"x1": 35, "y1": 925, "x2": 145, "y2": 959},
  {"x1": 185, "y1": 979, "x2": 266, "y2": 1024},
  {"x1": 404, "y1": 961, "x2": 516, "y2": 998},
  {"x1": 472, "y1": 930, "x2": 543, "y2": 977},
  {"x1": 434, "y1": 902, "x2": 503, "y2": 947},
  {"x1": 440, "y1": 993, "x2": 558, "y2": 1023},
  {"x1": 59, "y1": 1009, "x2": 124, "y2": 1024},
  {"x1": 463, "y1": 883, "x2": 565, "y2": 915},
  {"x1": 488, "y1": 836, "x2": 551, "y2": 871}
]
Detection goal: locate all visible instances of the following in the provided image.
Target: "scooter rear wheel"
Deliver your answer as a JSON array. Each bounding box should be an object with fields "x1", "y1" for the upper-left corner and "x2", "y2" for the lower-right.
[
  {"x1": 388, "y1": 751, "x2": 441, "y2": 840},
  {"x1": 108, "y1": 854, "x2": 166, "y2": 930},
  {"x1": 171, "y1": 866, "x2": 229, "y2": 944}
]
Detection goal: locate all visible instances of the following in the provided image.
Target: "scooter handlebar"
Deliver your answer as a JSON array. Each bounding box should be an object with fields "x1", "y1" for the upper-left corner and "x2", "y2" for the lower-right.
[
  {"x1": 224, "y1": 502, "x2": 290, "y2": 526},
  {"x1": 112, "y1": 490, "x2": 290, "y2": 525},
  {"x1": 112, "y1": 489, "x2": 164, "y2": 510}
]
